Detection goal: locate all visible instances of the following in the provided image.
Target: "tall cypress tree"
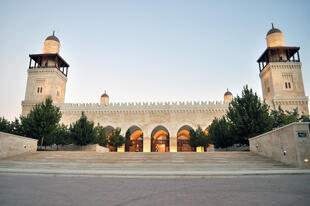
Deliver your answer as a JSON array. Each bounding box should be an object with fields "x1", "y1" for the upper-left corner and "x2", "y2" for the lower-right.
[
  {"x1": 70, "y1": 112, "x2": 95, "y2": 146},
  {"x1": 21, "y1": 98, "x2": 61, "y2": 146},
  {"x1": 226, "y1": 85, "x2": 273, "y2": 145},
  {"x1": 208, "y1": 117, "x2": 234, "y2": 148}
]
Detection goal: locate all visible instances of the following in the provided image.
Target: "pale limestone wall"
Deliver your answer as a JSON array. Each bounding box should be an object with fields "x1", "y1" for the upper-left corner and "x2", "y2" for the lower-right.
[
  {"x1": 81, "y1": 144, "x2": 109, "y2": 153},
  {"x1": 260, "y1": 62, "x2": 309, "y2": 115},
  {"x1": 52, "y1": 101, "x2": 228, "y2": 152},
  {"x1": 249, "y1": 122, "x2": 310, "y2": 168},
  {"x1": 95, "y1": 144, "x2": 110, "y2": 153},
  {"x1": 38, "y1": 144, "x2": 109, "y2": 152},
  {"x1": 22, "y1": 68, "x2": 67, "y2": 116},
  {"x1": 0, "y1": 132, "x2": 38, "y2": 159},
  {"x1": 22, "y1": 101, "x2": 227, "y2": 152}
]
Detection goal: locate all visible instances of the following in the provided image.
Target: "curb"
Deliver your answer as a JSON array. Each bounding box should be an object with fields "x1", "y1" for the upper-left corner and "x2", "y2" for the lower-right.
[{"x1": 1, "y1": 168, "x2": 310, "y2": 177}]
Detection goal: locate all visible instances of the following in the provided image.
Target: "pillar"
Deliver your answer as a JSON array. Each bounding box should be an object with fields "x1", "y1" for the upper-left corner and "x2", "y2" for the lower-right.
[
  {"x1": 143, "y1": 137, "x2": 151, "y2": 152},
  {"x1": 117, "y1": 144, "x2": 125, "y2": 152},
  {"x1": 170, "y1": 137, "x2": 177, "y2": 152}
]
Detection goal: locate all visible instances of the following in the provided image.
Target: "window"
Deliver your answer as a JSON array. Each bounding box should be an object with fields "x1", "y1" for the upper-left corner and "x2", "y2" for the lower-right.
[
  {"x1": 284, "y1": 82, "x2": 292, "y2": 90},
  {"x1": 37, "y1": 87, "x2": 43, "y2": 94}
]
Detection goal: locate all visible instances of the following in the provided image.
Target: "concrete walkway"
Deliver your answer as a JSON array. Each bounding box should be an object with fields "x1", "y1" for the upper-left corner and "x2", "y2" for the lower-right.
[{"x1": 0, "y1": 151, "x2": 309, "y2": 177}]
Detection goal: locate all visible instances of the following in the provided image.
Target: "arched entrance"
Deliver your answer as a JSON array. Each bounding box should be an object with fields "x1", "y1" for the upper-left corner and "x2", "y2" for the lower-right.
[
  {"x1": 177, "y1": 125, "x2": 194, "y2": 152},
  {"x1": 104, "y1": 125, "x2": 116, "y2": 152},
  {"x1": 151, "y1": 126, "x2": 169, "y2": 152},
  {"x1": 125, "y1": 126, "x2": 143, "y2": 152}
]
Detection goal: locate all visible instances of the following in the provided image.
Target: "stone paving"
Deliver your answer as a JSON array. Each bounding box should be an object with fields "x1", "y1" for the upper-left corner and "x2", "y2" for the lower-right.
[
  {"x1": 1, "y1": 151, "x2": 307, "y2": 176},
  {"x1": 1, "y1": 174, "x2": 310, "y2": 206}
]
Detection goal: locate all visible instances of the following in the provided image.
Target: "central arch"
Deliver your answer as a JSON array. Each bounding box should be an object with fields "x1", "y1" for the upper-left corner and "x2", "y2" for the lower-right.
[
  {"x1": 151, "y1": 125, "x2": 170, "y2": 152},
  {"x1": 125, "y1": 126, "x2": 143, "y2": 152},
  {"x1": 177, "y1": 125, "x2": 194, "y2": 152}
]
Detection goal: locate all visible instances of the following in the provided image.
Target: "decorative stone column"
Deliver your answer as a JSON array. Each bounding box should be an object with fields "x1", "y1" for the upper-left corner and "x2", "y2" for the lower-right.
[
  {"x1": 143, "y1": 137, "x2": 151, "y2": 152},
  {"x1": 170, "y1": 137, "x2": 177, "y2": 152}
]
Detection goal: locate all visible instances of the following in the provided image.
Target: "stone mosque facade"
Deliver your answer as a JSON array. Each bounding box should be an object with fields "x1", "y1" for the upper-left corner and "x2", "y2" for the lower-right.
[{"x1": 21, "y1": 25, "x2": 309, "y2": 152}]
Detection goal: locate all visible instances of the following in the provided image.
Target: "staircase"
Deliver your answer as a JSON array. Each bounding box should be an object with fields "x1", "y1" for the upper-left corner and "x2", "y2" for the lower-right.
[{"x1": 0, "y1": 151, "x2": 303, "y2": 176}]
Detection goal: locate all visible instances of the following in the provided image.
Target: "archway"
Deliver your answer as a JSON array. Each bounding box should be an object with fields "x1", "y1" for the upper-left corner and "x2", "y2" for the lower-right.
[
  {"x1": 125, "y1": 126, "x2": 143, "y2": 152},
  {"x1": 177, "y1": 125, "x2": 194, "y2": 152},
  {"x1": 104, "y1": 125, "x2": 116, "y2": 152},
  {"x1": 151, "y1": 125, "x2": 170, "y2": 152}
]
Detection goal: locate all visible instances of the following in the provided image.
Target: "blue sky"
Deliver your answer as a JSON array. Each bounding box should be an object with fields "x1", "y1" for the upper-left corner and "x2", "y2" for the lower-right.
[{"x1": 0, "y1": 0, "x2": 310, "y2": 120}]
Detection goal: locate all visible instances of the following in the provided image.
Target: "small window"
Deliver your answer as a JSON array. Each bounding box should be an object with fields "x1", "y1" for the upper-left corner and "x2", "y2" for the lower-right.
[
  {"x1": 37, "y1": 87, "x2": 40, "y2": 93},
  {"x1": 40, "y1": 87, "x2": 43, "y2": 93},
  {"x1": 267, "y1": 87, "x2": 270, "y2": 93},
  {"x1": 288, "y1": 82, "x2": 291, "y2": 89},
  {"x1": 285, "y1": 82, "x2": 288, "y2": 89}
]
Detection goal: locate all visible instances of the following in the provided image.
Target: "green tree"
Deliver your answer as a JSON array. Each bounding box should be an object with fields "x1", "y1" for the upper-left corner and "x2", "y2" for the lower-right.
[
  {"x1": 226, "y1": 85, "x2": 273, "y2": 145},
  {"x1": 53, "y1": 124, "x2": 71, "y2": 149},
  {"x1": 0, "y1": 117, "x2": 11, "y2": 133},
  {"x1": 208, "y1": 117, "x2": 234, "y2": 149},
  {"x1": 94, "y1": 124, "x2": 108, "y2": 147},
  {"x1": 300, "y1": 114, "x2": 310, "y2": 122},
  {"x1": 189, "y1": 126, "x2": 209, "y2": 149},
  {"x1": 270, "y1": 107, "x2": 299, "y2": 128},
  {"x1": 70, "y1": 112, "x2": 95, "y2": 146},
  {"x1": 108, "y1": 127, "x2": 125, "y2": 151},
  {"x1": 20, "y1": 98, "x2": 61, "y2": 146}
]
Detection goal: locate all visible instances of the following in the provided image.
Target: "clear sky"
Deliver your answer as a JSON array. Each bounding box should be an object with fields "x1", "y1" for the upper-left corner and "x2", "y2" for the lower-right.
[{"x1": 0, "y1": 0, "x2": 309, "y2": 120}]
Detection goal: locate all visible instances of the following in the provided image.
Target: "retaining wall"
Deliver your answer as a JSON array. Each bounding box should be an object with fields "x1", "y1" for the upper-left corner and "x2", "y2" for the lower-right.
[{"x1": 0, "y1": 131, "x2": 38, "y2": 159}]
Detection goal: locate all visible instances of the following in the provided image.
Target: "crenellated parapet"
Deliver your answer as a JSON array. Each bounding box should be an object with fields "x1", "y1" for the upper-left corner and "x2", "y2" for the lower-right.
[{"x1": 56, "y1": 101, "x2": 229, "y2": 113}]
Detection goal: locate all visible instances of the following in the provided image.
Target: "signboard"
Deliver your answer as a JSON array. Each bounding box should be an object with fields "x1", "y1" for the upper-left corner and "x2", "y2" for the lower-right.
[{"x1": 297, "y1": 130, "x2": 309, "y2": 138}]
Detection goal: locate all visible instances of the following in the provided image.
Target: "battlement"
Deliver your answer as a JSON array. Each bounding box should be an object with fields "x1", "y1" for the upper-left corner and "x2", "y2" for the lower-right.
[{"x1": 56, "y1": 100, "x2": 229, "y2": 113}]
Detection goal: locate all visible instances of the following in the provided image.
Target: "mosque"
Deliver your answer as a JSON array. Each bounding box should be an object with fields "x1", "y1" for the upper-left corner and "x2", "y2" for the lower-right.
[{"x1": 21, "y1": 25, "x2": 309, "y2": 152}]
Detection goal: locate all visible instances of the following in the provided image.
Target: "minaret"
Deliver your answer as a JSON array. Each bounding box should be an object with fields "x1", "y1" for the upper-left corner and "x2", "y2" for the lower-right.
[
  {"x1": 22, "y1": 32, "x2": 70, "y2": 116},
  {"x1": 257, "y1": 24, "x2": 308, "y2": 115},
  {"x1": 100, "y1": 91, "x2": 109, "y2": 106},
  {"x1": 224, "y1": 89, "x2": 233, "y2": 103}
]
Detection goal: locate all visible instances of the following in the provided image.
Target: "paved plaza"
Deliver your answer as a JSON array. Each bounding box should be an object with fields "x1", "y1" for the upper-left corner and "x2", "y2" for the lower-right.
[
  {"x1": 1, "y1": 174, "x2": 310, "y2": 206},
  {"x1": 1, "y1": 152, "x2": 310, "y2": 205}
]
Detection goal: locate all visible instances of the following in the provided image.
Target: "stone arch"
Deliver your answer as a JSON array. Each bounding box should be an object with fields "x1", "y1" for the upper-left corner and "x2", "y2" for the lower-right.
[
  {"x1": 177, "y1": 125, "x2": 194, "y2": 152},
  {"x1": 151, "y1": 125, "x2": 170, "y2": 152},
  {"x1": 103, "y1": 125, "x2": 116, "y2": 152},
  {"x1": 104, "y1": 125, "x2": 115, "y2": 136},
  {"x1": 125, "y1": 125, "x2": 143, "y2": 152}
]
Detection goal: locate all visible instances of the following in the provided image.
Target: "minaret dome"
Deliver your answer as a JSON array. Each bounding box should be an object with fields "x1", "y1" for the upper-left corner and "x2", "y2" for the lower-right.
[
  {"x1": 100, "y1": 91, "x2": 109, "y2": 106},
  {"x1": 266, "y1": 23, "x2": 284, "y2": 47},
  {"x1": 43, "y1": 31, "x2": 60, "y2": 54},
  {"x1": 224, "y1": 89, "x2": 233, "y2": 103}
]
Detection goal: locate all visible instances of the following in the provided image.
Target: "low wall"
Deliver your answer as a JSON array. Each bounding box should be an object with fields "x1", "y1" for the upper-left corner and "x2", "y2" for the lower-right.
[
  {"x1": 83, "y1": 144, "x2": 109, "y2": 153},
  {"x1": 249, "y1": 122, "x2": 310, "y2": 168},
  {"x1": 0, "y1": 131, "x2": 38, "y2": 159},
  {"x1": 38, "y1": 144, "x2": 109, "y2": 153}
]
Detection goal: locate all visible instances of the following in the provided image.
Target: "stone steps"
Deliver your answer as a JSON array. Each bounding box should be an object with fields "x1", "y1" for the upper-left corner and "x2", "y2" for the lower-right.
[{"x1": 0, "y1": 151, "x2": 295, "y2": 172}]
